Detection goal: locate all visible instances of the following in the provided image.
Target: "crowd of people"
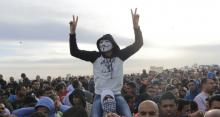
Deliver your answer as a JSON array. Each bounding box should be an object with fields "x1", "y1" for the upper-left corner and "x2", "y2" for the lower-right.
[{"x1": 0, "y1": 65, "x2": 220, "y2": 117}]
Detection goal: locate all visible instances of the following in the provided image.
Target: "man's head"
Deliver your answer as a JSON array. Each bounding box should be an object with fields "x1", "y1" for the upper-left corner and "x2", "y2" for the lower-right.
[
  {"x1": 204, "y1": 109, "x2": 220, "y2": 117},
  {"x1": 36, "y1": 75, "x2": 41, "y2": 81},
  {"x1": 125, "y1": 82, "x2": 136, "y2": 95},
  {"x1": 21, "y1": 73, "x2": 26, "y2": 79},
  {"x1": 9, "y1": 77, "x2": 15, "y2": 82},
  {"x1": 159, "y1": 92, "x2": 177, "y2": 117},
  {"x1": 207, "y1": 94, "x2": 220, "y2": 110},
  {"x1": 69, "y1": 89, "x2": 86, "y2": 108},
  {"x1": 32, "y1": 80, "x2": 41, "y2": 90},
  {"x1": 165, "y1": 84, "x2": 179, "y2": 98},
  {"x1": 138, "y1": 100, "x2": 159, "y2": 117},
  {"x1": 47, "y1": 76, "x2": 51, "y2": 82},
  {"x1": 16, "y1": 85, "x2": 27, "y2": 97},
  {"x1": 201, "y1": 78, "x2": 215, "y2": 94},
  {"x1": 146, "y1": 85, "x2": 157, "y2": 98},
  {"x1": 0, "y1": 103, "x2": 5, "y2": 113},
  {"x1": 187, "y1": 80, "x2": 197, "y2": 92}
]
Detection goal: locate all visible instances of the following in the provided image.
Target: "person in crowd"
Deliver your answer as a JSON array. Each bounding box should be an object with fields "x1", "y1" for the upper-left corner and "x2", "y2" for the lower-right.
[
  {"x1": 88, "y1": 77, "x2": 95, "y2": 95},
  {"x1": 29, "y1": 80, "x2": 41, "y2": 98},
  {"x1": 139, "y1": 77, "x2": 149, "y2": 94},
  {"x1": 159, "y1": 92, "x2": 178, "y2": 117},
  {"x1": 0, "y1": 89, "x2": 13, "y2": 111},
  {"x1": 35, "y1": 75, "x2": 41, "y2": 82},
  {"x1": 204, "y1": 109, "x2": 220, "y2": 117},
  {"x1": 0, "y1": 74, "x2": 6, "y2": 89},
  {"x1": 194, "y1": 78, "x2": 215, "y2": 112},
  {"x1": 124, "y1": 94, "x2": 137, "y2": 113},
  {"x1": 12, "y1": 96, "x2": 70, "y2": 117},
  {"x1": 62, "y1": 106, "x2": 88, "y2": 117},
  {"x1": 20, "y1": 73, "x2": 31, "y2": 87},
  {"x1": 184, "y1": 80, "x2": 200, "y2": 101},
  {"x1": 141, "y1": 69, "x2": 148, "y2": 78},
  {"x1": 0, "y1": 103, "x2": 10, "y2": 116},
  {"x1": 7, "y1": 77, "x2": 19, "y2": 95},
  {"x1": 42, "y1": 87, "x2": 56, "y2": 100},
  {"x1": 177, "y1": 99, "x2": 191, "y2": 116},
  {"x1": 8, "y1": 85, "x2": 36, "y2": 110},
  {"x1": 63, "y1": 88, "x2": 86, "y2": 108},
  {"x1": 68, "y1": 8, "x2": 143, "y2": 117},
  {"x1": 165, "y1": 84, "x2": 179, "y2": 98},
  {"x1": 30, "y1": 112, "x2": 48, "y2": 117},
  {"x1": 137, "y1": 100, "x2": 159, "y2": 117},
  {"x1": 55, "y1": 82, "x2": 67, "y2": 101},
  {"x1": 206, "y1": 94, "x2": 220, "y2": 110},
  {"x1": 138, "y1": 84, "x2": 158, "y2": 106},
  {"x1": 179, "y1": 87, "x2": 187, "y2": 99},
  {"x1": 101, "y1": 89, "x2": 117, "y2": 117},
  {"x1": 123, "y1": 82, "x2": 137, "y2": 96}
]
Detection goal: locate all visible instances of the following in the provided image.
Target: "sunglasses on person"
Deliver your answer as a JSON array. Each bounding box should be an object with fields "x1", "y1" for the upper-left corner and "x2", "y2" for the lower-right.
[{"x1": 139, "y1": 111, "x2": 157, "y2": 116}]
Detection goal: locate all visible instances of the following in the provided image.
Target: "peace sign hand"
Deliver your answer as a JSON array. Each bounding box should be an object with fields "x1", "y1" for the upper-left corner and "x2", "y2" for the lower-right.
[
  {"x1": 69, "y1": 15, "x2": 78, "y2": 34},
  {"x1": 131, "y1": 8, "x2": 140, "y2": 29}
]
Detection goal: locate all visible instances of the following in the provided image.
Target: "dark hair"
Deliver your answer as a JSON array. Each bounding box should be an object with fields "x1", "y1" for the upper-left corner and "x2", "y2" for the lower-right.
[
  {"x1": 190, "y1": 101, "x2": 198, "y2": 112},
  {"x1": 69, "y1": 89, "x2": 86, "y2": 108},
  {"x1": 30, "y1": 112, "x2": 48, "y2": 117},
  {"x1": 63, "y1": 106, "x2": 88, "y2": 117},
  {"x1": 200, "y1": 78, "x2": 214, "y2": 89},
  {"x1": 124, "y1": 94, "x2": 134, "y2": 103},
  {"x1": 32, "y1": 80, "x2": 39, "y2": 85},
  {"x1": 177, "y1": 99, "x2": 190, "y2": 111},
  {"x1": 146, "y1": 85, "x2": 154, "y2": 89},
  {"x1": 188, "y1": 79, "x2": 195, "y2": 84},
  {"x1": 55, "y1": 83, "x2": 65, "y2": 91},
  {"x1": 207, "y1": 94, "x2": 220, "y2": 107},
  {"x1": 166, "y1": 84, "x2": 176, "y2": 92},
  {"x1": 16, "y1": 85, "x2": 26, "y2": 93},
  {"x1": 127, "y1": 82, "x2": 136, "y2": 89},
  {"x1": 159, "y1": 92, "x2": 177, "y2": 104},
  {"x1": 201, "y1": 78, "x2": 208, "y2": 85},
  {"x1": 21, "y1": 73, "x2": 26, "y2": 78},
  {"x1": 72, "y1": 79, "x2": 80, "y2": 89}
]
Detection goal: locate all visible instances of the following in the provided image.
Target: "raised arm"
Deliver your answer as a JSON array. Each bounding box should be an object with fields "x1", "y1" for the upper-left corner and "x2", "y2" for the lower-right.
[
  {"x1": 69, "y1": 15, "x2": 99, "y2": 63},
  {"x1": 118, "y1": 8, "x2": 143, "y2": 61}
]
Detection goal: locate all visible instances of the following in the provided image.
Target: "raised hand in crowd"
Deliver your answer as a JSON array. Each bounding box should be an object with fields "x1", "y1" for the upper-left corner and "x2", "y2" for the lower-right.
[
  {"x1": 131, "y1": 8, "x2": 140, "y2": 29},
  {"x1": 69, "y1": 15, "x2": 78, "y2": 34}
]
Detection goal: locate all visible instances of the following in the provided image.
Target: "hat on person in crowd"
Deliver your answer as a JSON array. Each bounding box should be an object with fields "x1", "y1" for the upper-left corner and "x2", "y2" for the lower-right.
[{"x1": 101, "y1": 89, "x2": 116, "y2": 114}]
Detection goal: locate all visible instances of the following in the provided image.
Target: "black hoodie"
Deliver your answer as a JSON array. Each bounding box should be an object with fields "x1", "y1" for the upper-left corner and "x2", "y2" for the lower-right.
[{"x1": 69, "y1": 27, "x2": 143, "y2": 94}]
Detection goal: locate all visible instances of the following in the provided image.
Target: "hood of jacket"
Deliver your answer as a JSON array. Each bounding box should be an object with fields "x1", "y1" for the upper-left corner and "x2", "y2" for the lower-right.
[{"x1": 185, "y1": 80, "x2": 200, "y2": 100}]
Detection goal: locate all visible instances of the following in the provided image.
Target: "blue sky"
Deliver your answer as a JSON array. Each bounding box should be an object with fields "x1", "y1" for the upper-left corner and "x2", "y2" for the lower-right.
[{"x1": 1, "y1": 0, "x2": 220, "y2": 80}]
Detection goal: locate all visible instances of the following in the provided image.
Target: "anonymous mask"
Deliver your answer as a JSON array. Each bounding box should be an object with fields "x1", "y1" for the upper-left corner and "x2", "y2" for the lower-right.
[{"x1": 99, "y1": 40, "x2": 113, "y2": 52}]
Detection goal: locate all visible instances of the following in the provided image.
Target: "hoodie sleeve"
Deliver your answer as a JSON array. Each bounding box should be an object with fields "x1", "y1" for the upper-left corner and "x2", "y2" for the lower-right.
[
  {"x1": 69, "y1": 34, "x2": 100, "y2": 63},
  {"x1": 118, "y1": 27, "x2": 143, "y2": 61},
  {"x1": 12, "y1": 107, "x2": 35, "y2": 117},
  {"x1": 59, "y1": 104, "x2": 71, "y2": 113}
]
